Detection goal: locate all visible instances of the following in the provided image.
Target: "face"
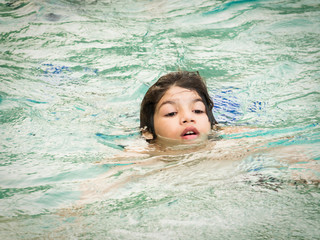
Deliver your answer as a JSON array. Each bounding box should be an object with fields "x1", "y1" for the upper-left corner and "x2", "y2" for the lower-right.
[{"x1": 153, "y1": 86, "x2": 211, "y2": 142}]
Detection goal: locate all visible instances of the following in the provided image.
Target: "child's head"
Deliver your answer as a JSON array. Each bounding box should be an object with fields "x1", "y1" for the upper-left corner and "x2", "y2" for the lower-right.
[{"x1": 140, "y1": 71, "x2": 217, "y2": 142}]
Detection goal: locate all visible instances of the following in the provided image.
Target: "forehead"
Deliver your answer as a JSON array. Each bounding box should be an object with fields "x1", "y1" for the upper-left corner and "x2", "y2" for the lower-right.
[
  {"x1": 160, "y1": 86, "x2": 200, "y2": 101},
  {"x1": 156, "y1": 86, "x2": 202, "y2": 110}
]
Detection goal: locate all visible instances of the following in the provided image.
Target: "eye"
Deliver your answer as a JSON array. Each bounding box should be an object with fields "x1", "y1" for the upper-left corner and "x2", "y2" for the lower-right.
[
  {"x1": 165, "y1": 112, "x2": 177, "y2": 117},
  {"x1": 193, "y1": 109, "x2": 205, "y2": 114}
]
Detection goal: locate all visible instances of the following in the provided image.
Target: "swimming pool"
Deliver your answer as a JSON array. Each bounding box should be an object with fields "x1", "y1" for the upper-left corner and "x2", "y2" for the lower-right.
[{"x1": 0, "y1": 0, "x2": 319, "y2": 239}]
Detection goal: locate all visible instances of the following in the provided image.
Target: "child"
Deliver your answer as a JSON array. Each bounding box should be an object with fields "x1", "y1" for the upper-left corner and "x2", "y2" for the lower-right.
[
  {"x1": 81, "y1": 71, "x2": 318, "y2": 204},
  {"x1": 140, "y1": 71, "x2": 219, "y2": 145}
]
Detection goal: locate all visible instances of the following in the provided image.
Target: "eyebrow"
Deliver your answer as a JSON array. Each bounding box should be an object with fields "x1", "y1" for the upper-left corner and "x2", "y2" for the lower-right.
[{"x1": 157, "y1": 98, "x2": 204, "y2": 111}]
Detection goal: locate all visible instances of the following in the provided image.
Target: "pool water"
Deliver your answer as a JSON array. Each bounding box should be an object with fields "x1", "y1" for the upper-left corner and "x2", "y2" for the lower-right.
[{"x1": 0, "y1": 0, "x2": 319, "y2": 239}]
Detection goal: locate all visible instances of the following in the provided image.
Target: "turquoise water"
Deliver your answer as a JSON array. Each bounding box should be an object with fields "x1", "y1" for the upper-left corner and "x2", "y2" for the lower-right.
[{"x1": 0, "y1": 0, "x2": 320, "y2": 239}]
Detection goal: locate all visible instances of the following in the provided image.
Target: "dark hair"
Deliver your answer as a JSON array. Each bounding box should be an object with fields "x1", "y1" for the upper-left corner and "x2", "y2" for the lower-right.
[{"x1": 140, "y1": 71, "x2": 217, "y2": 140}]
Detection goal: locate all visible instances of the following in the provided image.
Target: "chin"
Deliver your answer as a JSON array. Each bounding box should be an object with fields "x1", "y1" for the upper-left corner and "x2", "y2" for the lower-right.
[{"x1": 156, "y1": 133, "x2": 208, "y2": 146}]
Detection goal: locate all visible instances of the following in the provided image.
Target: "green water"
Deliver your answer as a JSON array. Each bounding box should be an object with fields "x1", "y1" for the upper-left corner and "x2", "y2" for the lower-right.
[{"x1": 0, "y1": 0, "x2": 320, "y2": 239}]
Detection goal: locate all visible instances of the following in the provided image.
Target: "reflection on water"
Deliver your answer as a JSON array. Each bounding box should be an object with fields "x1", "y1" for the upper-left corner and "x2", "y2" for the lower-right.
[{"x1": 0, "y1": 0, "x2": 319, "y2": 239}]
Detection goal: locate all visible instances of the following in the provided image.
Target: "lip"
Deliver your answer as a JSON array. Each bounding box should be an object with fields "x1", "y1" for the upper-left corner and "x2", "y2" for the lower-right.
[{"x1": 181, "y1": 126, "x2": 200, "y2": 140}]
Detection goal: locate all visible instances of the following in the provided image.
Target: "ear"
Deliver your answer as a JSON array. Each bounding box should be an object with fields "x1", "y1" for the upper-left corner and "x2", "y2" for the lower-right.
[{"x1": 142, "y1": 131, "x2": 154, "y2": 140}]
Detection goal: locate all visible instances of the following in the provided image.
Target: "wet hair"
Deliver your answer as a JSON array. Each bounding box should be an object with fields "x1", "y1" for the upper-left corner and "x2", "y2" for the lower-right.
[{"x1": 140, "y1": 71, "x2": 218, "y2": 140}]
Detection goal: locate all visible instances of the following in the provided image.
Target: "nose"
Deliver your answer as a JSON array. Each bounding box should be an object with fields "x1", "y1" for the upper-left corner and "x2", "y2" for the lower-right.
[{"x1": 180, "y1": 110, "x2": 195, "y2": 124}]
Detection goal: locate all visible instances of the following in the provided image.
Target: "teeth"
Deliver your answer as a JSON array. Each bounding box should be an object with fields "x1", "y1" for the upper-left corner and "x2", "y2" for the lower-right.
[{"x1": 185, "y1": 131, "x2": 195, "y2": 135}]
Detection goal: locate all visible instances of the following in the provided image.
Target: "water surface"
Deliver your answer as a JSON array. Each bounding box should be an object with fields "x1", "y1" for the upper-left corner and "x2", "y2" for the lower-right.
[{"x1": 0, "y1": 0, "x2": 319, "y2": 239}]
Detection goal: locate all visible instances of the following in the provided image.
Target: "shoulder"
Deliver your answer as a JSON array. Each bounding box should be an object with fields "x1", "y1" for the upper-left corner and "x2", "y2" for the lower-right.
[{"x1": 215, "y1": 125, "x2": 255, "y2": 134}]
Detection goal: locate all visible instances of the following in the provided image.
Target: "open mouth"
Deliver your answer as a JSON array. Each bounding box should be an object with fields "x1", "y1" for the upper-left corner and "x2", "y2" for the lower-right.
[{"x1": 181, "y1": 127, "x2": 199, "y2": 140}]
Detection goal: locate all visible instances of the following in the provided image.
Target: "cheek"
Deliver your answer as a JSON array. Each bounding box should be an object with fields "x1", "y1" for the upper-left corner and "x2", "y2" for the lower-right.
[
  {"x1": 153, "y1": 115, "x2": 166, "y2": 135},
  {"x1": 154, "y1": 117, "x2": 177, "y2": 137},
  {"x1": 200, "y1": 115, "x2": 211, "y2": 131}
]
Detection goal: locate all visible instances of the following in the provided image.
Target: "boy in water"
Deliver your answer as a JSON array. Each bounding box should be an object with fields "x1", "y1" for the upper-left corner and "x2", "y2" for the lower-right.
[{"x1": 81, "y1": 71, "x2": 318, "y2": 203}]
